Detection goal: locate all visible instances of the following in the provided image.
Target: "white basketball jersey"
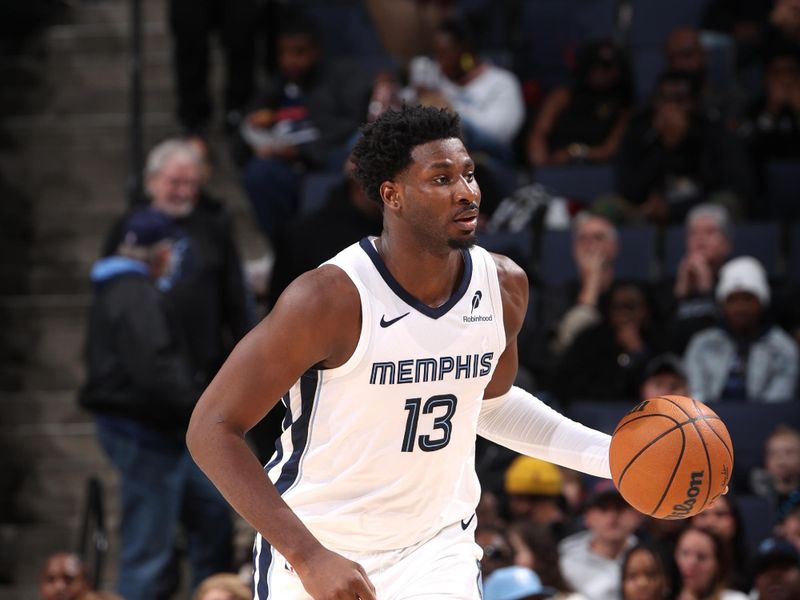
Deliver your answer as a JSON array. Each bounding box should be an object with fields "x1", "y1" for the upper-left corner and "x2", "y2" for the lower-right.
[{"x1": 259, "y1": 237, "x2": 505, "y2": 555}]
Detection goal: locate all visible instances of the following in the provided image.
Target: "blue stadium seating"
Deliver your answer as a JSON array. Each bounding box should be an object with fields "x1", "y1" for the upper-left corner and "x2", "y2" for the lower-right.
[
  {"x1": 478, "y1": 229, "x2": 535, "y2": 270},
  {"x1": 567, "y1": 401, "x2": 631, "y2": 435},
  {"x1": 765, "y1": 160, "x2": 800, "y2": 220},
  {"x1": 533, "y1": 165, "x2": 616, "y2": 204},
  {"x1": 539, "y1": 225, "x2": 657, "y2": 285},
  {"x1": 737, "y1": 495, "x2": 777, "y2": 556},
  {"x1": 790, "y1": 223, "x2": 800, "y2": 282},
  {"x1": 298, "y1": 172, "x2": 344, "y2": 215},
  {"x1": 711, "y1": 403, "x2": 800, "y2": 491},
  {"x1": 516, "y1": 0, "x2": 579, "y2": 89},
  {"x1": 303, "y1": 1, "x2": 387, "y2": 58},
  {"x1": 632, "y1": 47, "x2": 665, "y2": 101},
  {"x1": 662, "y1": 222, "x2": 783, "y2": 279},
  {"x1": 628, "y1": 0, "x2": 713, "y2": 48}
]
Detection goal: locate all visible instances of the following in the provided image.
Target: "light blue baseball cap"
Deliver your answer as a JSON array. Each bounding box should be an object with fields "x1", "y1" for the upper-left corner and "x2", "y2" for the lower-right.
[{"x1": 483, "y1": 566, "x2": 556, "y2": 600}]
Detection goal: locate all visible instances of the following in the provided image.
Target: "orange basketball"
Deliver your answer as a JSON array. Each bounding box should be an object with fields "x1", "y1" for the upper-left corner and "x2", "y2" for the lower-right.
[{"x1": 609, "y1": 395, "x2": 734, "y2": 519}]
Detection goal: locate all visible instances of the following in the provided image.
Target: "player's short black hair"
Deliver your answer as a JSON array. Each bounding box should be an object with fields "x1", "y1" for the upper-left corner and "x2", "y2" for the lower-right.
[{"x1": 351, "y1": 105, "x2": 463, "y2": 206}]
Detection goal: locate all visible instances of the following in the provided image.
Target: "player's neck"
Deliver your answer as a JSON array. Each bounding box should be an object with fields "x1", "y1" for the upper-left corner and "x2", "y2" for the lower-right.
[{"x1": 375, "y1": 234, "x2": 465, "y2": 309}]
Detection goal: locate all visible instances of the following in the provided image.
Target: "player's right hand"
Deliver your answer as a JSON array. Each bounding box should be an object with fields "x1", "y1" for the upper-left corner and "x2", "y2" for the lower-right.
[{"x1": 296, "y1": 547, "x2": 377, "y2": 600}]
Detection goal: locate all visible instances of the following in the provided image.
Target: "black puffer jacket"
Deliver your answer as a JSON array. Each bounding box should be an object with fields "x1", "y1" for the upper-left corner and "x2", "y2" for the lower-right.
[{"x1": 80, "y1": 256, "x2": 198, "y2": 430}]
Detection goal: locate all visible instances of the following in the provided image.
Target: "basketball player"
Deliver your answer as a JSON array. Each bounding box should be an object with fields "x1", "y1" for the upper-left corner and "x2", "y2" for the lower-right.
[{"x1": 187, "y1": 106, "x2": 612, "y2": 599}]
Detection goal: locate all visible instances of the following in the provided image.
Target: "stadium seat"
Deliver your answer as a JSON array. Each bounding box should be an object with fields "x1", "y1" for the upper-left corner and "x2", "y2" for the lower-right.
[
  {"x1": 662, "y1": 222, "x2": 782, "y2": 279},
  {"x1": 632, "y1": 47, "x2": 665, "y2": 101},
  {"x1": 617, "y1": 226, "x2": 658, "y2": 282},
  {"x1": 298, "y1": 172, "x2": 344, "y2": 215},
  {"x1": 567, "y1": 401, "x2": 632, "y2": 435},
  {"x1": 765, "y1": 160, "x2": 800, "y2": 220},
  {"x1": 516, "y1": 0, "x2": 578, "y2": 89},
  {"x1": 303, "y1": 1, "x2": 387, "y2": 58},
  {"x1": 628, "y1": 0, "x2": 713, "y2": 48},
  {"x1": 478, "y1": 229, "x2": 535, "y2": 271},
  {"x1": 539, "y1": 229, "x2": 574, "y2": 286},
  {"x1": 574, "y1": 0, "x2": 619, "y2": 42},
  {"x1": 737, "y1": 495, "x2": 777, "y2": 556},
  {"x1": 533, "y1": 165, "x2": 616, "y2": 204},
  {"x1": 789, "y1": 223, "x2": 800, "y2": 282},
  {"x1": 539, "y1": 226, "x2": 657, "y2": 285},
  {"x1": 711, "y1": 403, "x2": 800, "y2": 492}
]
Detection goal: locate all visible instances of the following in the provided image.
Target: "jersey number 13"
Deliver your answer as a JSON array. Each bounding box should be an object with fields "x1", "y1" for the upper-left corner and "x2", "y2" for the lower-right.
[{"x1": 401, "y1": 394, "x2": 457, "y2": 452}]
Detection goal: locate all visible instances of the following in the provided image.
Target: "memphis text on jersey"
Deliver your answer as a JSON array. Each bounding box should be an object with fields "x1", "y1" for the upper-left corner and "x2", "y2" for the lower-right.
[{"x1": 369, "y1": 353, "x2": 495, "y2": 385}]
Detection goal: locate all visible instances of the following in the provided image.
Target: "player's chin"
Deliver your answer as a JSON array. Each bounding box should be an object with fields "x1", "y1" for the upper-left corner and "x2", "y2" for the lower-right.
[{"x1": 447, "y1": 232, "x2": 477, "y2": 250}]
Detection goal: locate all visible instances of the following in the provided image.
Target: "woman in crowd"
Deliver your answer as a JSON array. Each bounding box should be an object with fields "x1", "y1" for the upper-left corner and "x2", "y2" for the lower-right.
[
  {"x1": 673, "y1": 527, "x2": 748, "y2": 600},
  {"x1": 527, "y1": 39, "x2": 633, "y2": 168},
  {"x1": 621, "y1": 543, "x2": 672, "y2": 600},
  {"x1": 556, "y1": 281, "x2": 665, "y2": 403},
  {"x1": 690, "y1": 495, "x2": 751, "y2": 592}
]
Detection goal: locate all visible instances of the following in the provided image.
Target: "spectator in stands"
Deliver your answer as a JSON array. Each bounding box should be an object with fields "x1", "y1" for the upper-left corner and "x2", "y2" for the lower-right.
[
  {"x1": 668, "y1": 204, "x2": 733, "y2": 354},
  {"x1": 620, "y1": 544, "x2": 671, "y2": 600},
  {"x1": 527, "y1": 39, "x2": 633, "y2": 168},
  {"x1": 738, "y1": 50, "x2": 800, "y2": 202},
  {"x1": 615, "y1": 70, "x2": 754, "y2": 224},
  {"x1": 752, "y1": 426, "x2": 800, "y2": 514},
  {"x1": 691, "y1": 495, "x2": 751, "y2": 592},
  {"x1": 484, "y1": 566, "x2": 556, "y2": 600},
  {"x1": 763, "y1": 0, "x2": 800, "y2": 59},
  {"x1": 239, "y1": 10, "x2": 373, "y2": 241},
  {"x1": 476, "y1": 524, "x2": 515, "y2": 579},
  {"x1": 703, "y1": 0, "x2": 774, "y2": 55},
  {"x1": 104, "y1": 139, "x2": 252, "y2": 391},
  {"x1": 673, "y1": 527, "x2": 749, "y2": 600},
  {"x1": 168, "y1": 0, "x2": 257, "y2": 136},
  {"x1": 559, "y1": 480, "x2": 642, "y2": 600},
  {"x1": 778, "y1": 502, "x2": 800, "y2": 553},
  {"x1": 504, "y1": 456, "x2": 568, "y2": 538},
  {"x1": 549, "y1": 213, "x2": 619, "y2": 357},
  {"x1": 82, "y1": 209, "x2": 233, "y2": 600},
  {"x1": 664, "y1": 26, "x2": 744, "y2": 125},
  {"x1": 407, "y1": 17, "x2": 525, "y2": 162},
  {"x1": 508, "y1": 521, "x2": 585, "y2": 599},
  {"x1": 267, "y1": 158, "x2": 382, "y2": 305},
  {"x1": 639, "y1": 353, "x2": 689, "y2": 401},
  {"x1": 193, "y1": 573, "x2": 250, "y2": 600},
  {"x1": 39, "y1": 553, "x2": 90, "y2": 600},
  {"x1": 556, "y1": 281, "x2": 665, "y2": 403},
  {"x1": 749, "y1": 537, "x2": 800, "y2": 600},
  {"x1": 684, "y1": 256, "x2": 798, "y2": 403}
]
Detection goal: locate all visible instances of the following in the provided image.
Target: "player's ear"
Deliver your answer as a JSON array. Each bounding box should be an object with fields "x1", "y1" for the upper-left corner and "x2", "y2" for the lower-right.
[{"x1": 380, "y1": 181, "x2": 401, "y2": 211}]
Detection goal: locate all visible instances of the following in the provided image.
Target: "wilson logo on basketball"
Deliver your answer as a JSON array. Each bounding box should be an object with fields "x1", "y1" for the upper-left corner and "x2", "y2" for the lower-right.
[{"x1": 668, "y1": 470, "x2": 704, "y2": 518}]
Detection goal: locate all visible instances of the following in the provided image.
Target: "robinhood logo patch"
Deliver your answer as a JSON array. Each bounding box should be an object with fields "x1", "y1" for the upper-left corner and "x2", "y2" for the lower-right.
[{"x1": 464, "y1": 290, "x2": 492, "y2": 323}]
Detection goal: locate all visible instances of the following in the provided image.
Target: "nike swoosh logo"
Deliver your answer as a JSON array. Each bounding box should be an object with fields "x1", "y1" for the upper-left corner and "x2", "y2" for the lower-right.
[
  {"x1": 461, "y1": 514, "x2": 475, "y2": 530},
  {"x1": 380, "y1": 312, "x2": 410, "y2": 328}
]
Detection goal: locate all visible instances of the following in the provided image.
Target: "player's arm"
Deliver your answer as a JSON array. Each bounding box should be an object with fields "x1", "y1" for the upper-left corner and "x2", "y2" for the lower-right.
[
  {"x1": 186, "y1": 266, "x2": 376, "y2": 600},
  {"x1": 478, "y1": 254, "x2": 612, "y2": 478}
]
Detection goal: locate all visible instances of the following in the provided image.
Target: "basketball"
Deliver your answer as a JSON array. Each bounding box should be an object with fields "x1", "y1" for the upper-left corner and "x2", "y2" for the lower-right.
[{"x1": 609, "y1": 395, "x2": 734, "y2": 519}]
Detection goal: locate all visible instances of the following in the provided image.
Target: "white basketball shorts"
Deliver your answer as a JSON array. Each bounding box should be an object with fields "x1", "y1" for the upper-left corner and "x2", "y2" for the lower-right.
[{"x1": 254, "y1": 516, "x2": 482, "y2": 599}]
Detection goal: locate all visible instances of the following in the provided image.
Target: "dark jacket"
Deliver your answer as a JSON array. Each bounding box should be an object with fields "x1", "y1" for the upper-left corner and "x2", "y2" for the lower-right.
[
  {"x1": 80, "y1": 257, "x2": 198, "y2": 429},
  {"x1": 104, "y1": 195, "x2": 252, "y2": 386},
  {"x1": 616, "y1": 108, "x2": 754, "y2": 219},
  {"x1": 235, "y1": 60, "x2": 373, "y2": 168}
]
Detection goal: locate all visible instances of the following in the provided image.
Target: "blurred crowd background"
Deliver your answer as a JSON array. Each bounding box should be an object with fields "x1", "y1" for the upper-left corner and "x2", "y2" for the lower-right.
[{"x1": 2, "y1": 0, "x2": 800, "y2": 599}]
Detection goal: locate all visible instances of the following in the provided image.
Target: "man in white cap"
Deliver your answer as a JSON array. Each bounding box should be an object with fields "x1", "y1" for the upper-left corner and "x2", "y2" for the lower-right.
[{"x1": 684, "y1": 256, "x2": 798, "y2": 402}]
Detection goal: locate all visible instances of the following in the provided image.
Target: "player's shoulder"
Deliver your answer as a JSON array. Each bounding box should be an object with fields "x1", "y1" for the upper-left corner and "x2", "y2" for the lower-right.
[
  {"x1": 276, "y1": 264, "x2": 361, "y2": 327},
  {"x1": 489, "y1": 252, "x2": 528, "y2": 299}
]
